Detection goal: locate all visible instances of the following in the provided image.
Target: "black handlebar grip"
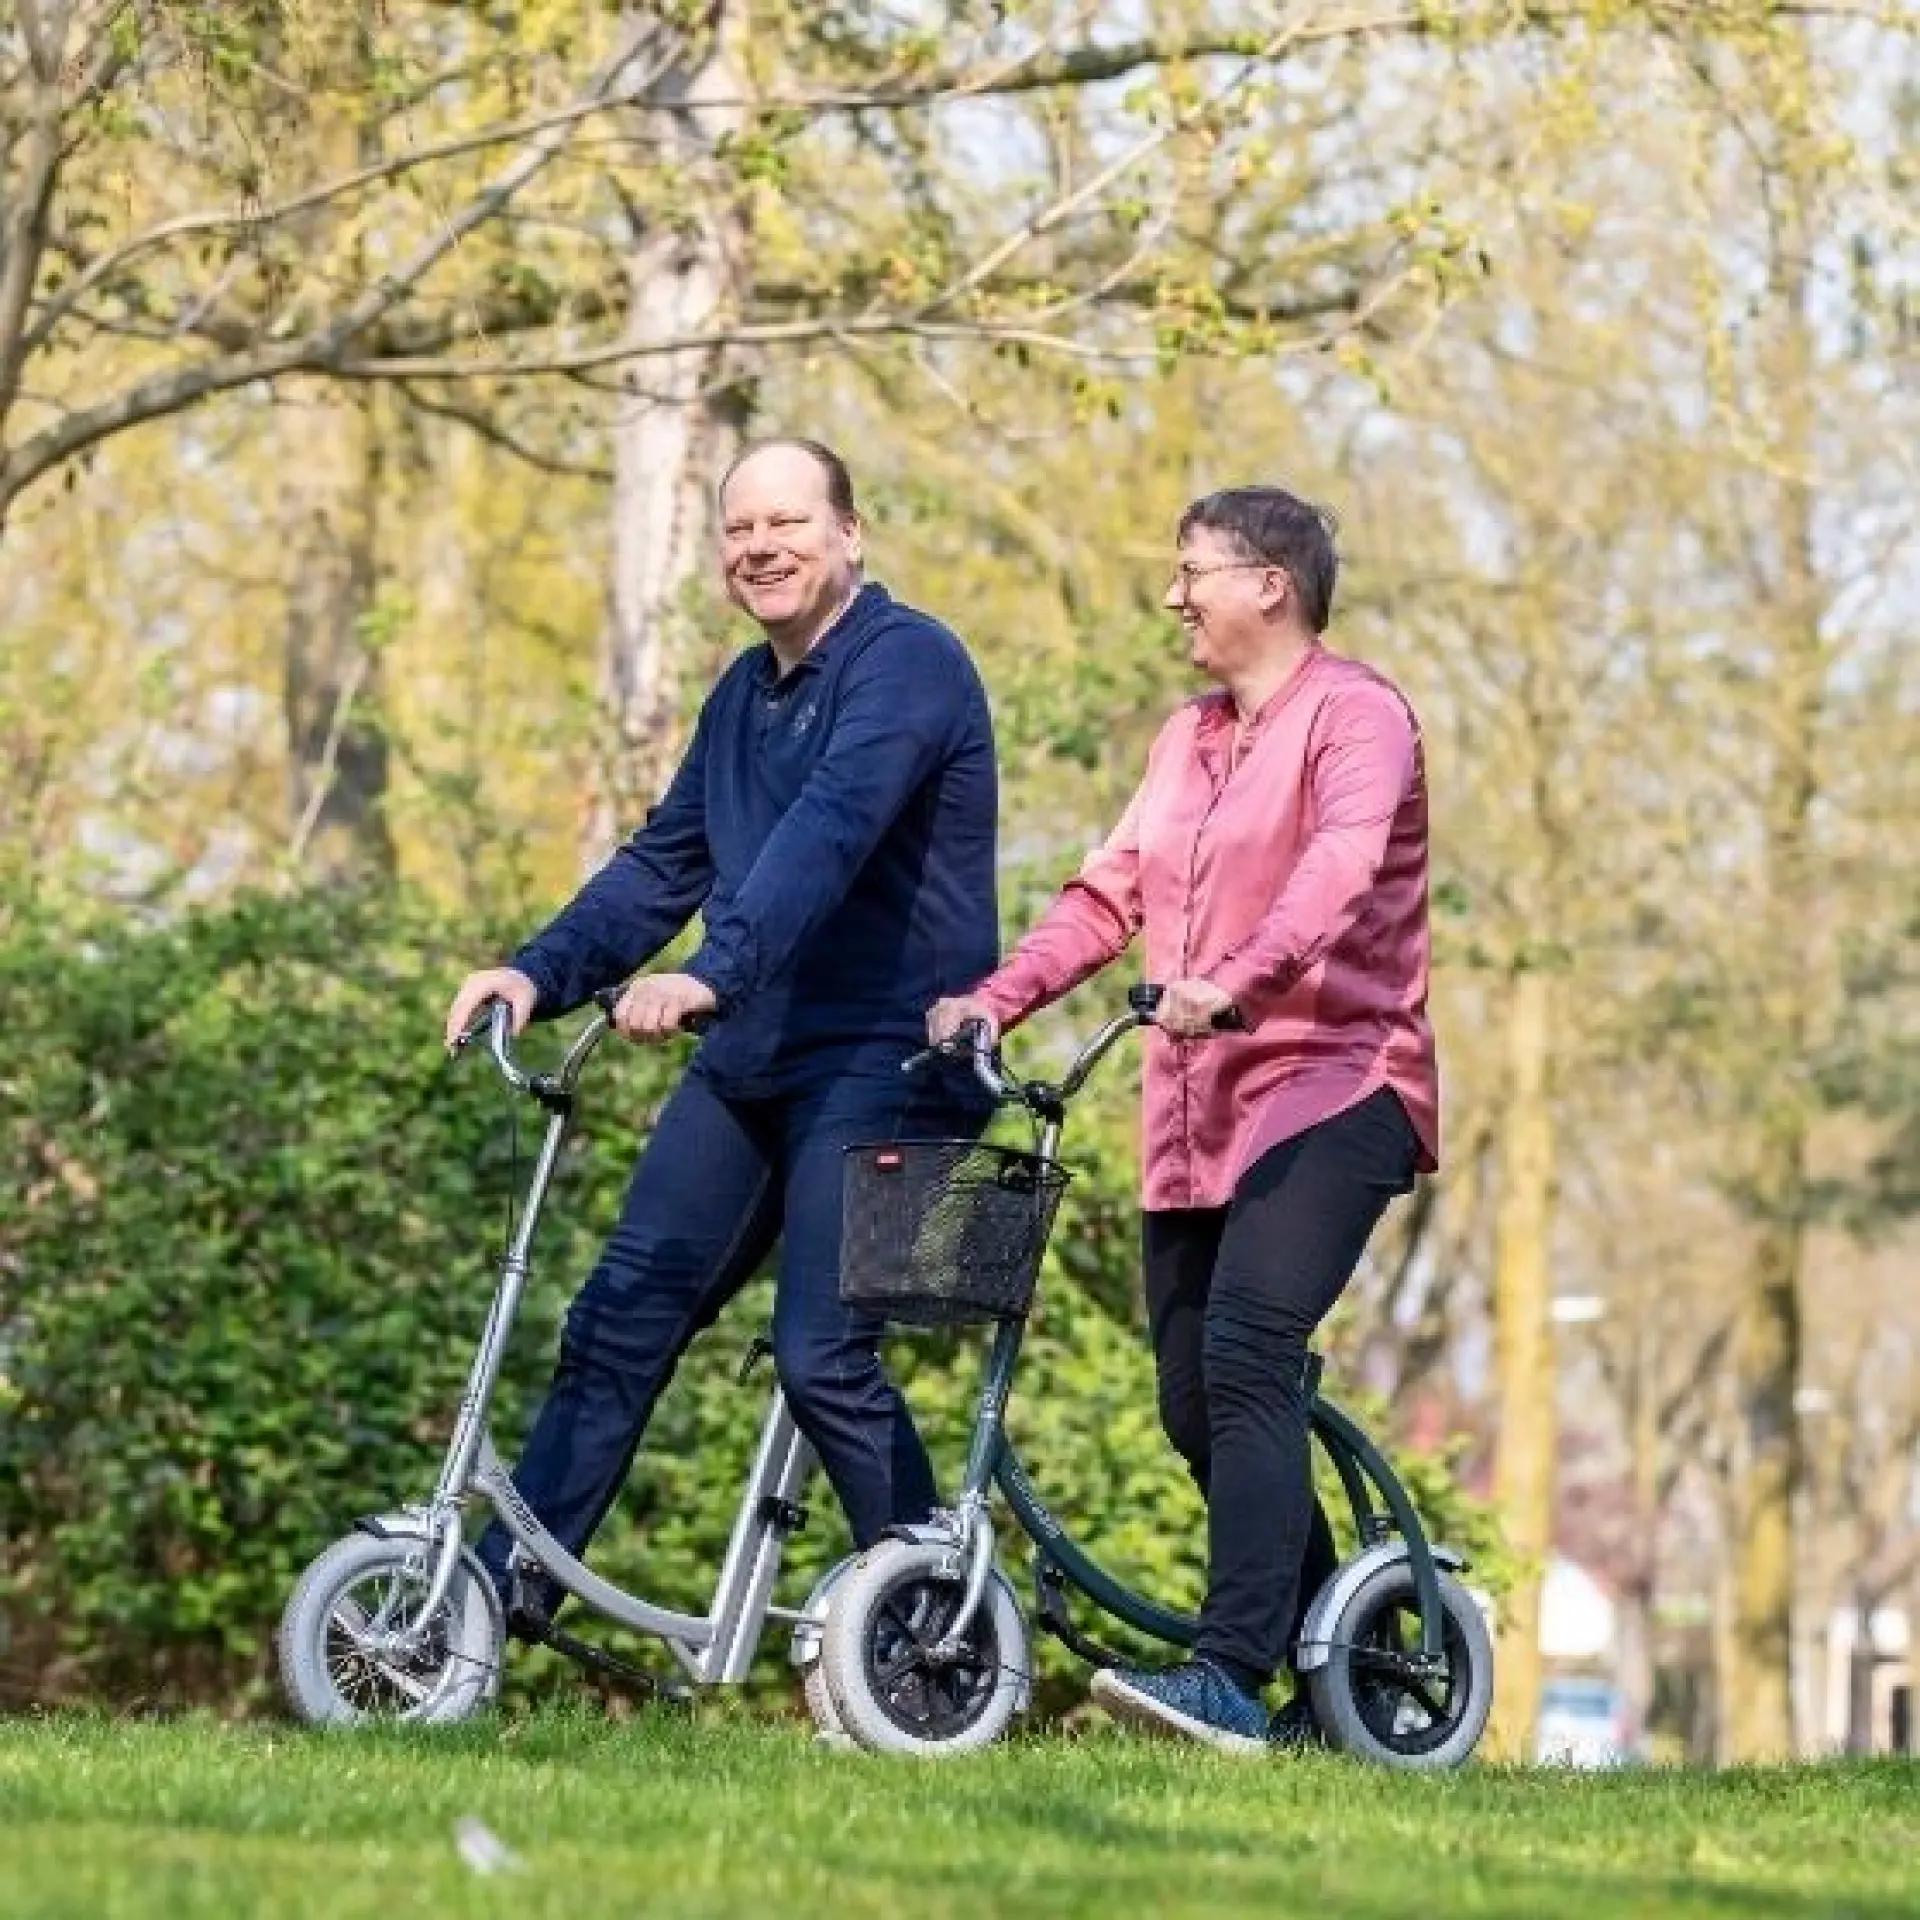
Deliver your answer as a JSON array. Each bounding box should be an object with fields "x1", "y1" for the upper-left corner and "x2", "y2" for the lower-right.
[
  {"x1": 594, "y1": 983, "x2": 715, "y2": 1036},
  {"x1": 1133, "y1": 982, "x2": 1245, "y2": 1031}
]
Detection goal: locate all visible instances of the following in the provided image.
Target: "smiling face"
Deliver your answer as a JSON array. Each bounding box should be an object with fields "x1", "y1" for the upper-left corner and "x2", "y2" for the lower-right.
[
  {"x1": 718, "y1": 445, "x2": 863, "y2": 644},
  {"x1": 1161, "y1": 523, "x2": 1290, "y2": 683}
]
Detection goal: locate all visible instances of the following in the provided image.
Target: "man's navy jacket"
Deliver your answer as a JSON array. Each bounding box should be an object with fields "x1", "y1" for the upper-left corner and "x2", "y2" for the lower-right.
[{"x1": 513, "y1": 582, "x2": 1000, "y2": 1096}]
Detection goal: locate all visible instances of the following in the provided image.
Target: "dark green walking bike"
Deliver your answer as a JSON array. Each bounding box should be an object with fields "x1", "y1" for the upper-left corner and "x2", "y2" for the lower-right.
[{"x1": 806, "y1": 987, "x2": 1494, "y2": 1766}]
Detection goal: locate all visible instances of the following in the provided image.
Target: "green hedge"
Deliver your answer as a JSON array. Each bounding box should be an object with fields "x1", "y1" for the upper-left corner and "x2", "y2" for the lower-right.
[{"x1": 0, "y1": 888, "x2": 1504, "y2": 1713}]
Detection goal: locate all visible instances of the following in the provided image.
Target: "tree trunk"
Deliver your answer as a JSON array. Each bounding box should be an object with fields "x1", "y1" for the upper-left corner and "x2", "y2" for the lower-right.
[
  {"x1": 1615, "y1": 1310, "x2": 1660, "y2": 1753},
  {"x1": 1724, "y1": 245, "x2": 1822, "y2": 1761},
  {"x1": 588, "y1": 6, "x2": 749, "y2": 861},
  {"x1": 1722, "y1": 669, "x2": 1816, "y2": 1758},
  {"x1": 1708, "y1": 1486, "x2": 1741, "y2": 1762},
  {"x1": 1845, "y1": 1594, "x2": 1878, "y2": 1755},
  {"x1": 1488, "y1": 961, "x2": 1557, "y2": 1756},
  {"x1": 279, "y1": 16, "x2": 393, "y2": 886},
  {"x1": 1905, "y1": 1545, "x2": 1920, "y2": 1753},
  {"x1": 282, "y1": 382, "x2": 393, "y2": 883}
]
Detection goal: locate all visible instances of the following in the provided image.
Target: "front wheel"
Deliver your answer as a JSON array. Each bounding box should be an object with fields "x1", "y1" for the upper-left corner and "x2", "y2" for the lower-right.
[
  {"x1": 278, "y1": 1528, "x2": 505, "y2": 1726},
  {"x1": 816, "y1": 1539, "x2": 1030, "y2": 1756},
  {"x1": 1306, "y1": 1561, "x2": 1493, "y2": 1769}
]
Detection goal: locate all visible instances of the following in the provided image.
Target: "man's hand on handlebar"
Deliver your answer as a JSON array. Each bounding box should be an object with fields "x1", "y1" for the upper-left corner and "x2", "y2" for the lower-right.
[
  {"x1": 611, "y1": 971, "x2": 718, "y2": 1044},
  {"x1": 926, "y1": 994, "x2": 1000, "y2": 1050},
  {"x1": 445, "y1": 967, "x2": 538, "y2": 1052}
]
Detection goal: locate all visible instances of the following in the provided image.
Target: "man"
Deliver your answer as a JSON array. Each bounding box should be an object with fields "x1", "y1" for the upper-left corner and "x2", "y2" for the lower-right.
[{"x1": 445, "y1": 437, "x2": 999, "y2": 1624}]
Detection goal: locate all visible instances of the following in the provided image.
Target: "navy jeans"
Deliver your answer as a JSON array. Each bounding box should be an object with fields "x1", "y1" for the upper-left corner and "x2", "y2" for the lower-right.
[{"x1": 478, "y1": 1060, "x2": 985, "y2": 1599}]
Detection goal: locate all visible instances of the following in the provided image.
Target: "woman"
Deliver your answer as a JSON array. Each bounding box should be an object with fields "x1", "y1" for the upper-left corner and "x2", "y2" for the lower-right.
[{"x1": 928, "y1": 485, "x2": 1438, "y2": 1754}]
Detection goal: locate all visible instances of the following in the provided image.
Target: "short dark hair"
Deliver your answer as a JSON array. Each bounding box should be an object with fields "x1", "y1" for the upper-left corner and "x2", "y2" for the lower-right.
[
  {"x1": 1178, "y1": 486, "x2": 1340, "y2": 631},
  {"x1": 718, "y1": 436, "x2": 858, "y2": 518}
]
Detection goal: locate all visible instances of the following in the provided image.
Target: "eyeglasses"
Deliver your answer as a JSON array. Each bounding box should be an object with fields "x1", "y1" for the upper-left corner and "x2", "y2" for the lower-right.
[{"x1": 1168, "y1": 560, "x2": 1275, "y2": 595}]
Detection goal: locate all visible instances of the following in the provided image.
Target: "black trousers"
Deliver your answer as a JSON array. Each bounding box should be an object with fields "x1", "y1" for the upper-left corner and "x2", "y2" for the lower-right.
[{"x1": 1142, "y1": 1087, "x2": 1420, "y2": 1690}]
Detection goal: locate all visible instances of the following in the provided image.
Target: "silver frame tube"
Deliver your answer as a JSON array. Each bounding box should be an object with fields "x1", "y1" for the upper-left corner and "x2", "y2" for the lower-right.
[{"x1": 398, "y1": 998, "x2": 817, "y2": 1682}]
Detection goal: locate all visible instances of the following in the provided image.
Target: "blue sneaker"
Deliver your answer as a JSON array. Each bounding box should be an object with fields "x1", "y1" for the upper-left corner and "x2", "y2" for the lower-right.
[{"x1": 1090, "y1": 1658, "x2": 1270, "y2": 1755}]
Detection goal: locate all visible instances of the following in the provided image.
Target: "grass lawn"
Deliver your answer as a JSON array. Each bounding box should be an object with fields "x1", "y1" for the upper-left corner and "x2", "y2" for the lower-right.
[{"x1": 1, "y1": 1707, "x2": 1916, "y2": 1918}]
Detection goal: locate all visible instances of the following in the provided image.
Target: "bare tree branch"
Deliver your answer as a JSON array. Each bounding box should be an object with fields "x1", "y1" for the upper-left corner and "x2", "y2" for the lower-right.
[
  {"x1": 396, "y1": 379, "x2": 612, "y2": 482},
  {"x1": 0, "y1": 18, "x2": 677, "y2": 521},
  {"x1": 325, "y1": 315, "x2": 1161, "y2": 381},
  {"x1": 0, "y1": 2, "x2": 70, "y2": 432},
  {"x1": 21, "y1": 74, "x2": 664, "y2": 361},
  {"x1": 583, "y1": 0, "x2": 1897, "y2": 115}
]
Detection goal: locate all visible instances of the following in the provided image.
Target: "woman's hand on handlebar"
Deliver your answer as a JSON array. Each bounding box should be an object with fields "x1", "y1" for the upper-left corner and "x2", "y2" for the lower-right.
[
  {"x1": 444, "y1": 967, "x2": 537, "y2": 1052},
  {"x1": 610, "y1": 971, "x2": 718, "y2": 1044},
  {"x1": 1153, "y1": 977, "x2": 1241, "y2": 1039},
  {"x1": 925, "y1": 994, "x2": 1000, "y2": 1050}
]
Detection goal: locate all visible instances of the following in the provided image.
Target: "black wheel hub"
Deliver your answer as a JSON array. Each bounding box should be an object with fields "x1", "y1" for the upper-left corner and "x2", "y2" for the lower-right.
[
  {"x1": 863, "y1": 1576, "x2": 998, "y2": 1740},
  {"x1": 1346, "y1": 1592, "x2": 1471, "y2": 1757}
]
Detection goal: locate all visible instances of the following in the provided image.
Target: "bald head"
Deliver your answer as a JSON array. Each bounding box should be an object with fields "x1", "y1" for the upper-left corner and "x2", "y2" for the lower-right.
[{"x1": 718, "y1": 437, "x2": 857, "y2": 519}]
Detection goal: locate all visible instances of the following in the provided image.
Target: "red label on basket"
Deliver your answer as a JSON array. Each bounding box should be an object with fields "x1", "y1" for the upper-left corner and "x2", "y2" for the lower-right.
[{"x1": 874, "y1": 1150, "x2": 904, "y2": 1169}]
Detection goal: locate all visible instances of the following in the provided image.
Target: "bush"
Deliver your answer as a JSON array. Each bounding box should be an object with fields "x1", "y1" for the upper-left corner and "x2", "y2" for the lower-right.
[{"x1": 0, "y1": 887, "x2": 1503, "y2": 1712}]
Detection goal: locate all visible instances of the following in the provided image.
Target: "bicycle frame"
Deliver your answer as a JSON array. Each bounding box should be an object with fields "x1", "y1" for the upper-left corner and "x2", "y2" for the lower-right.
[{"x1": 390, "y1": 1002, "x2": 825, "y2": 1686}]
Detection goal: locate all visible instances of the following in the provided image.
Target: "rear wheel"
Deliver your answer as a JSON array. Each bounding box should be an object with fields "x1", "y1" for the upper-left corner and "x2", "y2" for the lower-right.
[{"x1": 1306, "y1": 1562, "x2": 1491, "y2": 1769}]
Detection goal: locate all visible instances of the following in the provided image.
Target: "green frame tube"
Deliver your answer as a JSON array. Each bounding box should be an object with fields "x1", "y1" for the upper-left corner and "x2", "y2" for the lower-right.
[{"x1": 991, "y1": 1391, "x2": 1446, "y2": 1659}]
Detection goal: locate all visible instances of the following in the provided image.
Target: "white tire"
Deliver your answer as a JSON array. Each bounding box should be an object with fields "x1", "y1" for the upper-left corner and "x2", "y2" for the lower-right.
[
  {"x1": 817, "y1": 1538, "x2": 1029, "y2": 1757},
  {"x1": 1305, "y1": 1562, "x2": 1493, "y2": 1769},
  {"x1": 278, "y1": 1528, "x2": 504, "y2": 1726}
]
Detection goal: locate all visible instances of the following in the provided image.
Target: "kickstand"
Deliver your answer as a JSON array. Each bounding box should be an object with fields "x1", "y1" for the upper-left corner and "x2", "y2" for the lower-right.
[
  {"x1": 1032, "y1": 1558, "x2": 1137, "y2": 1672},
  {"x1": 529, "y1": 1617, "x2": 694, "y2": 1709}
]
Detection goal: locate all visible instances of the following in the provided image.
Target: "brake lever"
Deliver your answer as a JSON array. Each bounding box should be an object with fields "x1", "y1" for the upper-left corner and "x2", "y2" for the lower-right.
[
  {"x1": 453, "y1": 1012, "x2": 494, "y2": 1051},
  {"x1": 901, "y1": 1030, "x2": 975, "y2": 1077},
  {"x1": 450, "y1": 996, "x2": 515, "y2": 1058},
  {"x1": 903, "y1": 1022, "x2": 1012, "y2": 1105}
]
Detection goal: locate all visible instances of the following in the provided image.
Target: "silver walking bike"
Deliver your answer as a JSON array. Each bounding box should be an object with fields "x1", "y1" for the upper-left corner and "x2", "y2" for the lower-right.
[{"x1": 277, "y1": 988, "x2": 848, "y2": 1728}]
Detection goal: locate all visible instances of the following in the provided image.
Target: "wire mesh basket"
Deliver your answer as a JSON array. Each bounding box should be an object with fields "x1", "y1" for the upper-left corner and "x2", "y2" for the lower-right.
[{"x1": 840, "y1": 1139, "x2": 1071, "y2": 1328}]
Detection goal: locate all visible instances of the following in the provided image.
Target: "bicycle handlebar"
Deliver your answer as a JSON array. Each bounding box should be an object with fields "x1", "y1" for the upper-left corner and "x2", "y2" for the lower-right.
[
  {"x1": 906, "y1": 983, "x2": 1244, "y2": 1117},
  {"x1": 453, "y1": 981, "x2": 713, "y2": 1102}
]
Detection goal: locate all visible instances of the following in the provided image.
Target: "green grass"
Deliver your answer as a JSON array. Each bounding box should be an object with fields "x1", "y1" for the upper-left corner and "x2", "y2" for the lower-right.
[{"x1": 2, "y1": 1708, "x2": 1917, "y2": 1918}]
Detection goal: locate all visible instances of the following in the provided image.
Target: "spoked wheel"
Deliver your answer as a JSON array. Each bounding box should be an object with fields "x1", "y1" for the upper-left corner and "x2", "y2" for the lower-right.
[
  {"x1": 278, "y1": 1529, "x2": 505, "y2": 1726},
  {"x1": 1306, "y1": 1561, "x2": 1492, "y2": 1769},
  {"x1": 816, "y1": 1539, "x2": 1030, "y2": 1756}
]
